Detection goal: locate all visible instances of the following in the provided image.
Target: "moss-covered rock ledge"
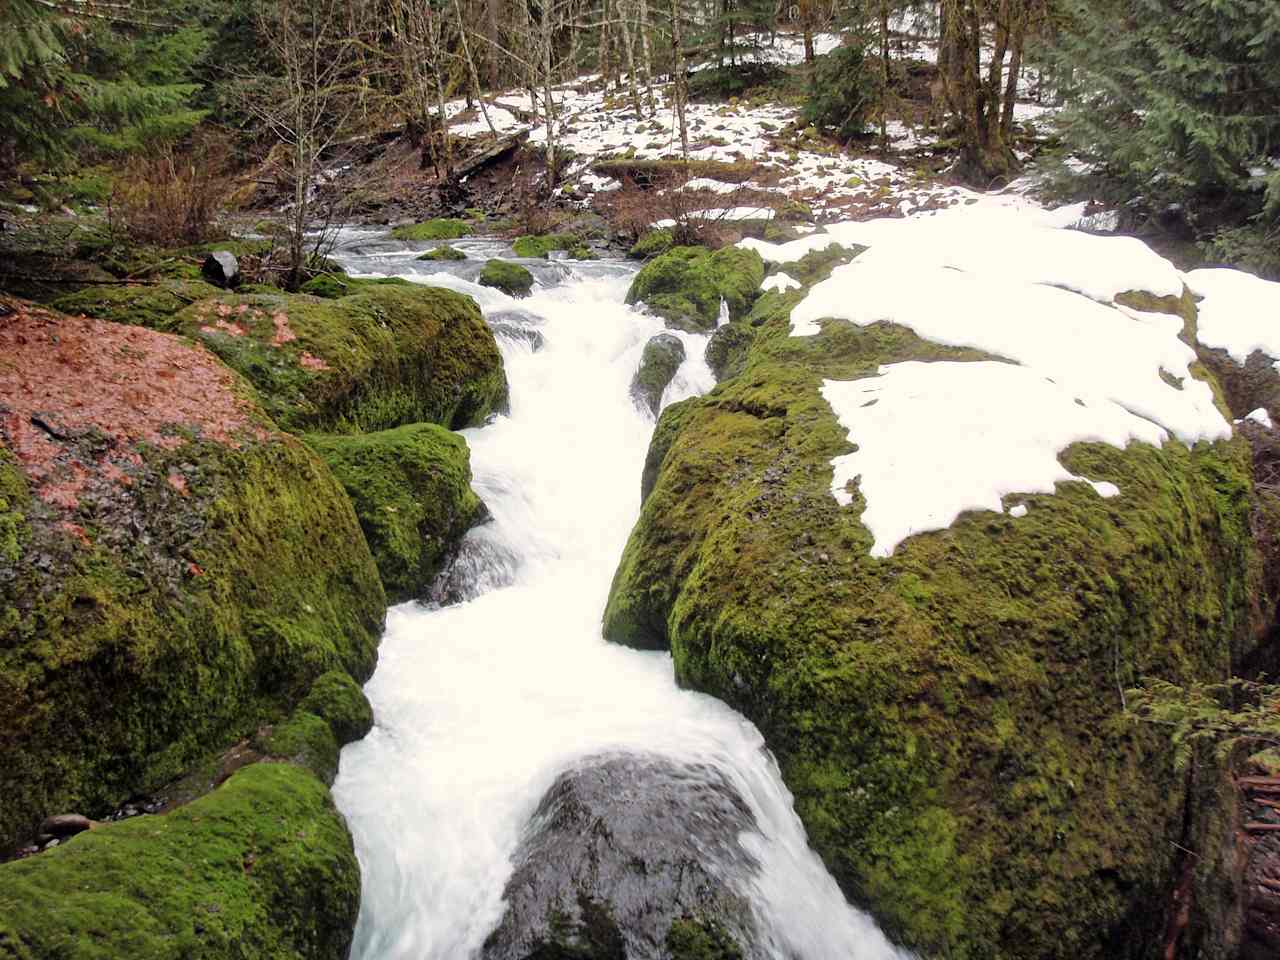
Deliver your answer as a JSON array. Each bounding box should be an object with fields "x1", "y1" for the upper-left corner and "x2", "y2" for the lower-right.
[
  {"x1": 175, "y1": 283, "x2": 507, "y2": 434},
  {"x1": 0, "y1": 297, "x2": 385, "y2": 854},
  {"x1": 307, "y1": 424, "x2": 486, "y2": 604},
  {"x1": 603, "y1": 261, "x2": 1261, "y2": 959},
  {"x1": 0, "y1": 671, "x2": 374, "y2": 960}
]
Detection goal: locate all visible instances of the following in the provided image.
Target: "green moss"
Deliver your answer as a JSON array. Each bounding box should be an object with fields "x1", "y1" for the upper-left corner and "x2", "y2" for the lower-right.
[
  {"x1": 176, "y1": 284, "x2": 507, "y2": 433},
  {"x1": 297, "y1": 670, "x2": 373, "y2": 746},
  {"x1": 50, "y1": 280, "x2": 220, "y2": 332},
  {"x1": 0, "y1": 763, "x2": 359, "y2": 960},
  {"x1": 603, "y1": 270, "x2": 1261, "y2": 959},
  {"x1": 479, "y1": 259, "x2": 535, "y2": 298},
  {"x1": 665, "y1": 918, "x2": 744, "y2": 960},
  {"x1": 306, "y1": 424, "x2": 484, "y2": 604},
  {"x1": 297, "y1": 273, "x2": 410, "y2": 299},
  {"x1": 630, "y1": 229, "x2": 675, "y2": 260},
  {"x1": 417, "y1": 245, "x2": 468, "y2": 261},
  {"x1": 254, "y1": 712, "x2": 339, "y2": 785},
  {"x1": 511, "y1": 235, "x2": 597, "y2": 260},
  {"x1": 390, "y1": 218, "x2": 473, "y2": 241},
  {"x1": 704, "y1": 322, "x2": 754, "y2": 382},
  {"x1": 0, "y1": 429, "x2": 385, "y2": 851},
  {"x1": 625, "y1": 246, "x2": 764, "y2": 332}
]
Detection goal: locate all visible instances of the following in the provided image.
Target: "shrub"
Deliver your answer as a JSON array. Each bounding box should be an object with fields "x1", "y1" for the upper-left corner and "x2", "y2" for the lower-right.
[
  {"x1": 107, "y1": 136, "x2": 232, "y2": 246},
  {"x1": 803, "y1": 45, "x2": 875, "y2": 141}
]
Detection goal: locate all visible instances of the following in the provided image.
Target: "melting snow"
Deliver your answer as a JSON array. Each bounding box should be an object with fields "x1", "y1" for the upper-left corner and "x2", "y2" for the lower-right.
[
  {"x1": 822, "y1": 362, "x2": 1170, "y2": 557},
  {"x1": 797, "y1": 204, "x2": 1231, "y2": 557},
  {"x1": 1186, "y1": 268, "x2": 1280, "y2": 364},
  {"x1": 761, "y1": 272, "x2": 801, "y2": 293},
  {"x1": 1247, "y1": 407, "x2": 1274, "y2": 429}
]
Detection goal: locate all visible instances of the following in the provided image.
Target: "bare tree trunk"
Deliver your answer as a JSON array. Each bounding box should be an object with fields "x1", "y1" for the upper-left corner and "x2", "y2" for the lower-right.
[
  {"x1": 638, "y1": 0, "x2": 655, "y2": 112},
  {"x1": 879, "y1": 0, "x2": 889, "y2": 155},
  {"x1": 539, "y1": 0, "x2": 558, "y2": 184},
  {"x1": 1000, "y1": 1, "x2": 1026, "y2": 136},
  {"x1": 671, "y1": 0, "x2": 688, "y2": 157},
  {"x1": 454, "y1": 0, "x2": 499, "y2": 136},
  {"x1": 618, "y1": 0, "x2": 643, "y2": 115},
  {"x1": 800, "y1": 0, "x2": 814, "y2": 62}
]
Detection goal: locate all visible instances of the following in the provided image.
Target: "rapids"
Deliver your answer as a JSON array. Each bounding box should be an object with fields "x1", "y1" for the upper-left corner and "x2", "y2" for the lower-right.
[{"x1": 329, "y1": 233, "x2": 906, "y2": 960}]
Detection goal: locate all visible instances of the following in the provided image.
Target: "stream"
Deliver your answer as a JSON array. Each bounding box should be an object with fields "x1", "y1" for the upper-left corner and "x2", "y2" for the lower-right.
[{"x1": 329, "y1": 233, "x2": 905, "y2": 960}]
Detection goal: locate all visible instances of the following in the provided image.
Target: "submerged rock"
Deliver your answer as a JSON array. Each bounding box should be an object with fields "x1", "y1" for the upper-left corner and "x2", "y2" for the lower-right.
[
  {"x1": 704, "y1": 323, "x2": 754, "y2": 382},
  {"x1": 175, "y1": 283, "x2": 508, "y2": 433},
  {"x1": 0, "y1": 296, "x2": 385, "y2": 853},
  {"x1": 481, "y1": 753, "x2": 760, "y2": 960},
  {"x1": 604, "y1": 233, "x2": 1264, "y2": 959},
  {"x1": 306, "y1": 423, "x2": 487, "y2": 605},
  {"x1": 625, "y1": 246, "x2": 763, "y2": 333},
  {"x1": 390, "y1": 218, "x2": 472, "y2": 241},
  {"x1": 631, "y1": 334, "x2": 686, "y2": 416}
]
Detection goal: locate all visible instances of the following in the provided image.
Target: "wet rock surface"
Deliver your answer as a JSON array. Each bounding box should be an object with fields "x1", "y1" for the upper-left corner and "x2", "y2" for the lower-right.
[
  {"x1": 481, "y1": 753, "x2": 761, "y2": 960},
  {"x1": 631, "y1": 334, "x2": 685, "y2": 416}
]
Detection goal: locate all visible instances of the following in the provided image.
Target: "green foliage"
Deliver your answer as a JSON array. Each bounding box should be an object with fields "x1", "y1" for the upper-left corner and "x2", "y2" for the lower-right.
[
  {"x1": 1044, "y1": 0, "x2": 1280, "y2": 231},
  {"x1": 1202, "y1": 221, "x2": 1280, "y2": 282},
  {"x1": 390, "y1": 218, "x2": 473, "y2": 241},
  {"x1": 0, "y1": 0, "x2": 208, "y2": 167},
  {"x1": 802, "y1": 45, "x2": 874, "y2": 142},
  {"x1": 306, "y1": 424, "x2": 484, "y2": 604},
  {"x1": 0, "y1": 763, "x2": 360, "y2": 960},
  {"x1": 478, "y1": 259, "x2": 535, "y2": 298},
  {"x1": 1127, "y1": 677, "x2": 1280, "y2": 772}
]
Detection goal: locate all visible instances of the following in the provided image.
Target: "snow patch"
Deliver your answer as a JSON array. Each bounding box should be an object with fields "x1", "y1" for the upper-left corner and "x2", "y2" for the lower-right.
[
  {"x1": 1186, "y1": 267, "x2": 1280, "y2": 364},
  {"x1": 1247, "y1": 407, "x2": 1274, "y2": 429},
  {"x1": 821, "y1": 362, "x2": 1154, "y2": 557},
  {"x1": 761, "y1": 272, "x2": 801, "y2": 293}
]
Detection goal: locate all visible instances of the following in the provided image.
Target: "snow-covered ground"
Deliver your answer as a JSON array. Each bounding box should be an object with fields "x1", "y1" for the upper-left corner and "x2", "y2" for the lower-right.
[{"x1": 438, "y1": 29, "x2": 1060, "y2": 220}]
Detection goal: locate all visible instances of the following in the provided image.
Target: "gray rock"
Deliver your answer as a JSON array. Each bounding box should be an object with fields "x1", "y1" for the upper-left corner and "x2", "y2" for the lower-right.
[
  {"x1": 490, "y1": 323, "x2": 545, "y2": 352},
  {"x1": 480, "y1": 753, "x2": 762, "y2": 960},
  {"x1": 39, "y1": 813, "x2": 93, "y2": 838},
  {"x1": 630, "y1": 334, "x2": 685, "y2": 416},
  {"x1": 201, "y1": 251, "x2": 241, "y2": 289}
]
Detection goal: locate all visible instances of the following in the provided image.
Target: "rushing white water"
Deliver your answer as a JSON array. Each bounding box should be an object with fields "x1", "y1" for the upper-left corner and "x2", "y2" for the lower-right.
[{"x1": 331, "y1": 239, "x2": 907, "y2": 960}]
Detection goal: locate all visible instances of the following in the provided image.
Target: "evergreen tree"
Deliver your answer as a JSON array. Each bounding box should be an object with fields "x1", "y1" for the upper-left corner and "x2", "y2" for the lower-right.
[
  {"x1": 0, "y1": 0, "x2": 207, "y2": 171},
  {"x1": 1045, "y1": 0, "x2": 1280, "y2": 236}
]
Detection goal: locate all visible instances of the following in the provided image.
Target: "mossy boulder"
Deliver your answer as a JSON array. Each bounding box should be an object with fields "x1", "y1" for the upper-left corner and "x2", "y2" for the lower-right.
[
  {"x1": 625, "y1": 246, "x2": 764, "y2": 332},
  {"x1": 704, "y1": 322, "x2": 754, "y2": 382},
  {"x1": 50, "y1": 279, "x2": 221, "y2": 332},
  {"x1": 390, "y1": 218, "x2": 472, "y2": 241},
  {"x1": 0, "y1": 297, "x2": 386, "y2": 854},
  {"x1": 666, "y1": 918, "x2": 745, "y2": 960},
  {"x1": 630, "y1": 228, "x2": 674, "y2": 260},
  {"x1": 0, "y1": 762, "x2": 360, "y2": 960},
  {"x1": 176, "y1": 284, "x2": 507, "y2": 433},
  {"x1": 297, "y1": 272, "x2": 411, "y2": 299},
  {"x1": 417, "y1": 245, "x2": 468, "y2": 262},
  {"x1": 479, "y1": 259, "x2": 535, "y2": 298},
  {"x1": 631, "y1": 333, "x2": 686, "y2": 416},
  {"x1": 298, "y1": 669, "x2": 374, "y2": 745},
  {"x1": 511, "y1": 234, "x2": 596, "y2": 260},
  {"x1": 603, "y1": 272, "x2": 1262, "y2": 959},
  {"x1": 306, "y1": 424, "x2": 486, "y2": 604}
]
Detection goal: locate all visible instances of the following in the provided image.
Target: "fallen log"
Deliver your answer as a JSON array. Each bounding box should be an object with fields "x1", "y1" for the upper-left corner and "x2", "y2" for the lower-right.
[{"x1": 453, "y1": 130, "x2": 529, "y2": 180}]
